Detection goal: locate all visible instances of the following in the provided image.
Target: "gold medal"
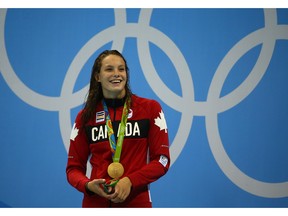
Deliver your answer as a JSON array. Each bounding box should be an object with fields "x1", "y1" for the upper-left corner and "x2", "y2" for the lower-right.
[{"x1": 107, "y1": 162, "x2": 124, "y2": 179}]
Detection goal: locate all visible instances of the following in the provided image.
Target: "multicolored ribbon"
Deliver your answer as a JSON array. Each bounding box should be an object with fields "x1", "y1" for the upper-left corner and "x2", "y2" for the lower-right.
[{"x1": 102, "y1": 98, "x2": 129, "y2": 163}]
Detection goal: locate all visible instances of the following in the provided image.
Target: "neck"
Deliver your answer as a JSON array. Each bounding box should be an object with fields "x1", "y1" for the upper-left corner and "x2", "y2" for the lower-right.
[
  {"x1": 103, "y1": 90, "x2": 126, "y2": 100},
  {"x1": 104, "y1": 95, "x2": 127, "y2": 108}
]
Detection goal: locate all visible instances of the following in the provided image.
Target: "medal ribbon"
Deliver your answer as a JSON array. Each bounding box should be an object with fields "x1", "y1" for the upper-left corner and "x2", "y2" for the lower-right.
[{"x1": 102, "y1": 98, "x2": 129, "y2": 163}]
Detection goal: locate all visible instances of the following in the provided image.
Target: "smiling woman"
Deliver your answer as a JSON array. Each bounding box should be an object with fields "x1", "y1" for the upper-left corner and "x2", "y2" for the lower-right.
[
  {"x1": 66, "y1": 50, "x2": 171, "y2": 208},
  {"x1": 96, "y1": 54, "x2": 127, "y2": 99}
]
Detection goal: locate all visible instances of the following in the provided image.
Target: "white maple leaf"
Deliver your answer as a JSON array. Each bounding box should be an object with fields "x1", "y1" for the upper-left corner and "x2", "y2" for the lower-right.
[
  {"x1": 70, "y1": 123, "x2": 79, "y2": 141},
  {"x1": 154, "y1": 110, "x2": 167, "y2": 133}
]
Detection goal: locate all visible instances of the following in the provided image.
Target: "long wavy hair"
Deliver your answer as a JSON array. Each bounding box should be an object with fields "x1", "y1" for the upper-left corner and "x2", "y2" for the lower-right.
[{"x1": 81, "y1": 50, "x2": 133, "y2": 126}]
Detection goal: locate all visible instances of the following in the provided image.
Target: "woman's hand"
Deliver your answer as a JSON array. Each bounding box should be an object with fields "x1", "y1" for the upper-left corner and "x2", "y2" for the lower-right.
[
  {"x1": 86, "y1": 179, "x2": 114, "y2": 199},
  {"x1": 110, "y1": 177, "x2": 132, "y2": 203}
]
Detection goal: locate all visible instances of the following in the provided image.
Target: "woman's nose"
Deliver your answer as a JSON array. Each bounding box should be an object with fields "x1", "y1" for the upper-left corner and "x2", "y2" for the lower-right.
[{"x1": 113, "y1": 69, "x2": 120, "y2": 77}]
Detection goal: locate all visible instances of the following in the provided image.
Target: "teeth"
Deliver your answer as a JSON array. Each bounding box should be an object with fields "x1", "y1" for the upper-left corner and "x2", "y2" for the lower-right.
[{"x1": 111, "y1": 80, "x2": 121, "y2": 83}]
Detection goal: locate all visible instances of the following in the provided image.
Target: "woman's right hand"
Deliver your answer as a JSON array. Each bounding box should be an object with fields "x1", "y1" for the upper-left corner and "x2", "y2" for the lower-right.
[{"x1": 86, "y1": 179, "x2": 114, "y2": 199}]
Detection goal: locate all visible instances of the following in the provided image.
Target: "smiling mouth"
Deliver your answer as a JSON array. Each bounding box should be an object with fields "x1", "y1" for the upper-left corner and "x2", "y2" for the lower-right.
[{"x1": 110, "y1": 79, "x2": 122, "y2": 84}]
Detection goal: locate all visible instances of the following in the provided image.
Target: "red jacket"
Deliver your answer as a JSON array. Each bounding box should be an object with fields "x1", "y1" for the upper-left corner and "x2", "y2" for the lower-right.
[{"x1": 66, "y1": 94, "x2": 170, "y2": 207}]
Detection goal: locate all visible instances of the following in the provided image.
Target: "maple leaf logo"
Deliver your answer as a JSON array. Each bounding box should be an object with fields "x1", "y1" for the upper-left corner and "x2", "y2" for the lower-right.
[
  {"x1": 70, "y1": 123, "x2": 79, "y2": 141},
  {"x1": 154, "y1": 110, "x2": 167, "y2": 133}
]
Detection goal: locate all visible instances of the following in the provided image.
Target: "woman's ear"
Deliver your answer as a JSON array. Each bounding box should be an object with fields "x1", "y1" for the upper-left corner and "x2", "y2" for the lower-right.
[{"x1": 95, "y1": 74, "x2": 100, "y2": 82}]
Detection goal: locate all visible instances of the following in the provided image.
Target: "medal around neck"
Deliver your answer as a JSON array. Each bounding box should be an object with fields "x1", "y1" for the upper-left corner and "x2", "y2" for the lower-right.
[
  {"x1": 107, "y1": 162, "x2": 124, "y2": 179},
  {"x1": 103, "y1": 99, "x2": 129, "y2": 180}
]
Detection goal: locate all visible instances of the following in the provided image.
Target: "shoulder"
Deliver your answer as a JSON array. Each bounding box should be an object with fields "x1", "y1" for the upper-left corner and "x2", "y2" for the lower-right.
[
  {"x1": 131, "y1": 94, "x2": 161, "y2": 107},
  {"x1": 131, "y1": 94, "x2": 163, "y2": 118},
  {"x1": 74, "y1": 109, "x2": 84, "y2": 123}
]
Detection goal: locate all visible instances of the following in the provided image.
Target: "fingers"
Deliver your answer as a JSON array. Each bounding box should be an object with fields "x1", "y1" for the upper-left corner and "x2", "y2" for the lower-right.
[
  {"x1": 88, "y1": 179, "x2": 109, "y2": 197},
  {"x1": 88, "y1": 177, "x2": 132, "y2": 203},
  {"x1": 109, "y1": 178, "x2": 131, "y2": 203},
  {"x1": 93, "y1": 178, "x2": 106, "y2": 184},
  {"x1": 110, "y1": 191, "x2": 127, "y2": 203}
]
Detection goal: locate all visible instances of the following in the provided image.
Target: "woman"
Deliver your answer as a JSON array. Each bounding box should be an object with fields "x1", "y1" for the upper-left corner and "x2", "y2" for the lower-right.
[{"x1": 66, "y1": 50, "x2": 170, "y2": 207}]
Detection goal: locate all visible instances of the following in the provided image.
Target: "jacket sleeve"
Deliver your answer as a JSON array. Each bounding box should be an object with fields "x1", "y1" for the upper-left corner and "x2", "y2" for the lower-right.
[
  {"x1": 127, "y1": 100, "x2": 170, "y2": 189},
  {"x1": 66, "y1": 111, "x2": 91, "y2": 194}
]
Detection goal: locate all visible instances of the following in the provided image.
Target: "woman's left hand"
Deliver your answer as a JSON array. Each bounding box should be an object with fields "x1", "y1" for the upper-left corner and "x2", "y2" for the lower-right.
[{"x1": 110, "y1": 177, "x2": 132, "y2": 203}]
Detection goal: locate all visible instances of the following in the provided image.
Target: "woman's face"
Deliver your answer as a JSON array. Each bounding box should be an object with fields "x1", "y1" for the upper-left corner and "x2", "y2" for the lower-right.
[{"x1": 96, "y1": 54, "x2": 127, "y2": 99}]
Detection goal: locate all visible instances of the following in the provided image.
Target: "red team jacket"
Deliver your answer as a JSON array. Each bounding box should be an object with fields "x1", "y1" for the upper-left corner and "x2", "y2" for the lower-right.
[{"x1": 66, "y1": 94, "x2": 170, "y2": 207}]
